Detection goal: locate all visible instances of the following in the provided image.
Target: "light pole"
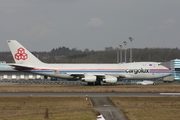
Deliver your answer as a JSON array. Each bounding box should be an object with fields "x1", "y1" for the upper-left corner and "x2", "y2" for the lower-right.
[
  {"x1": 129, "y1": 37, "x2": 134, "y2": 62},
  {"x1": 123, "y1": 41, "x2": 127, "y2": 63},
  {"x1": 117, "y1": 49, "x2": 119, "y2": 63},
  {"x1": 119, "y1": 45, "x2": 123, "y2": 63}
]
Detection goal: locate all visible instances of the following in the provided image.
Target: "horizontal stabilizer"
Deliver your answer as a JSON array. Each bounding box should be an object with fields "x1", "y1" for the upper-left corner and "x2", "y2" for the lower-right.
[{"x1": 8, "y1": 64, "x2": 35, "y2": 70}]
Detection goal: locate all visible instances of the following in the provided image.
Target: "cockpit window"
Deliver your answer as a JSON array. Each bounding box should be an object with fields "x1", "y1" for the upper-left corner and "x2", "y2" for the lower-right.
[{"x1": 158, "y1": 64, "x2": 162, "y2": 66}]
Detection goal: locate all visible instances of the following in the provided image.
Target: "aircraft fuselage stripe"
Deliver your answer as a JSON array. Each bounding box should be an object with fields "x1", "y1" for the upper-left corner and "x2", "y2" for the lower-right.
[{"x1": 23, "y1": 69, "x2": 171, "y2": 74}]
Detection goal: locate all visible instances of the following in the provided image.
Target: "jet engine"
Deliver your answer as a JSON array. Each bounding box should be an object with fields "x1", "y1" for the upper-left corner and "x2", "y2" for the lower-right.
[
  {"x1": 82, "y1": 75, "x2": 96, "y2": 82},
  {"x1": 103, "y1": 75, "x2": 117, "y2": 83}
]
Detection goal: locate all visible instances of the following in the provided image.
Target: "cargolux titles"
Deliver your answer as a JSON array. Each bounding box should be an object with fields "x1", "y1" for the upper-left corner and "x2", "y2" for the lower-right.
[{"x1": 125, "y1": 68, "x2": 150, "y2": 74}]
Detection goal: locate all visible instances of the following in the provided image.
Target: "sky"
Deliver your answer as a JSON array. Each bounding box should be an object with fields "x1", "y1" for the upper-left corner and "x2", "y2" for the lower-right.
[{"x1": 0, "y1": 0, "x2": 180, "y2": 52}]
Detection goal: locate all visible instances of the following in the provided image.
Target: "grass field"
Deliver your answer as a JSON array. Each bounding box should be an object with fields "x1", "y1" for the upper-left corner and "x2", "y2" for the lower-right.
[
  {"x1": 0, "y1": 97, "x2": 95, "y2": 120},
  {"x1": 110, "y1": 97, "x2": 180, "y2": 120}
]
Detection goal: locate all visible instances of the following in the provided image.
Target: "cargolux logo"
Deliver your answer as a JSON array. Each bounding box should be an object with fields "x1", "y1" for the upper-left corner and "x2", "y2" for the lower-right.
[
  {"x1": 14, "y1": 47, "x2": 28, "y2": 60},
  {"x1": 125, "y1": 68, "x2": 150, "y2": 74}
]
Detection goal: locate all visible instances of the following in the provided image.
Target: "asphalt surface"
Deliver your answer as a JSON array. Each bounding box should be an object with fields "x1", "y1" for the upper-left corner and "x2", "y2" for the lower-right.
[{"x1": 91, "y1": 97, "x2": 127, "y2": 120}]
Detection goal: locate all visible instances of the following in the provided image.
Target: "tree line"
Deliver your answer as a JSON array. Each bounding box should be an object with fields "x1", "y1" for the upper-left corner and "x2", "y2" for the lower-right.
[{"x1": 0, "y1": 47, "x2": 179, "y2": 63}]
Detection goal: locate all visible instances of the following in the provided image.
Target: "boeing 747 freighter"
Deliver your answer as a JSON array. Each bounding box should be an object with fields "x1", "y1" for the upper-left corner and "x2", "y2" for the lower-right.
[{"x1": 7, "y1": 40, "x2": 171, "y2": 85}]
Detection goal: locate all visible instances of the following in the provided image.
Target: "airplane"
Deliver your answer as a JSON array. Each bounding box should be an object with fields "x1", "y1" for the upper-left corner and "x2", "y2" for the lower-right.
[
  {"x1": 136, "y1": 80, "x2": 156, "y2": 85},
  {"x1": 7, "y1": 40, "x2": 172, "y2": 85}
]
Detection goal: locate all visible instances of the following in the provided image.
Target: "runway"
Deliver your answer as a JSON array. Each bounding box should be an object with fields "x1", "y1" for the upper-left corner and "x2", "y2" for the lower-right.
[{"x1": 0, "y1": 92, "x2": 179, "y2": 97}]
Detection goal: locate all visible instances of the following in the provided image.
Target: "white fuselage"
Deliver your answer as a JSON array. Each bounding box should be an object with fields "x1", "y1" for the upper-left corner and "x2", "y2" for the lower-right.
[{"x1": 21, "y1": 62, "x2": 171, "y2": 80}]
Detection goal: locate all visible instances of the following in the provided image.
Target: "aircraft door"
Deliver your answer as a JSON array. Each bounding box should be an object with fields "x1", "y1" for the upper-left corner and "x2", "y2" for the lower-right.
[{"x1": 152, "y1": 64, "x2": 156, "y2": 76}]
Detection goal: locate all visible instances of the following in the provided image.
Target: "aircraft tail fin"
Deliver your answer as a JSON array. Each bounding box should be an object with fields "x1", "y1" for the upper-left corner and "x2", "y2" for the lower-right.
[{"x1": 7, "y1": 40, "x2": 43, "y2": 65}]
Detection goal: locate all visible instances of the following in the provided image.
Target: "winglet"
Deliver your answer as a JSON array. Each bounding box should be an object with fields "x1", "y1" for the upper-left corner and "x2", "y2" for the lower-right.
[{"x1": 7, "y1": 40, "x2": 43, "y2": 65}]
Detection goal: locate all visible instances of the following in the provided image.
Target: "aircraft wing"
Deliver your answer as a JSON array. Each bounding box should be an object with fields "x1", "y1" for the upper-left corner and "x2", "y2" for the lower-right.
[{"x1": 8, "y1": 64, "x2": 35, "y2": 70}]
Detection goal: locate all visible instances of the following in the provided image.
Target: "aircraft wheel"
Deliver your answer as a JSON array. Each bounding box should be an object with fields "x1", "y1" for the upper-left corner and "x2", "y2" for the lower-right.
[
  {"x1": 87, "y1": 82, "x2": 94, "y2": 86},
  {"x1": 95, "y1": 81, "x2": 101, "y2": 85}
]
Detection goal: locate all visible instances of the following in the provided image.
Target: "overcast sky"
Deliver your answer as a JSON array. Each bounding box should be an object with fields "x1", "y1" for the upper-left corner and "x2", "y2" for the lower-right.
[{"x1": 0, "y1": 0, "x2": 180, "y2": 51}]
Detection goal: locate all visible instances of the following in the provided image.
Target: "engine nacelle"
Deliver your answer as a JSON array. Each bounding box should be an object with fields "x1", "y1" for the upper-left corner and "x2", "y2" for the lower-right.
[
  {"x1": 103, "y1": 75, "x2": 117, "y2": 83},
  {"x1": 82, "y1": 75, "x2": 96, "y2": 82}
]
